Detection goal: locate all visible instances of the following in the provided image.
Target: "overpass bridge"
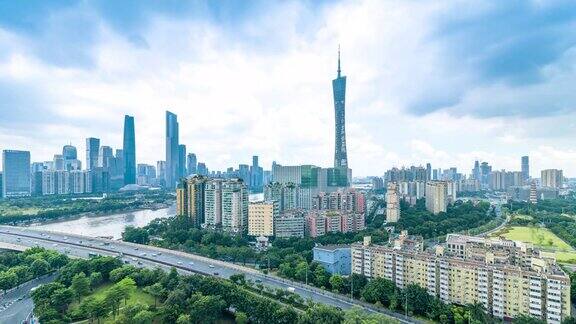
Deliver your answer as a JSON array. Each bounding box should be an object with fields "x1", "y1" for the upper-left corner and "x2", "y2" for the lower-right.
[{"x1": 0, "y1": 226, "x2": 419, "y2": 324}]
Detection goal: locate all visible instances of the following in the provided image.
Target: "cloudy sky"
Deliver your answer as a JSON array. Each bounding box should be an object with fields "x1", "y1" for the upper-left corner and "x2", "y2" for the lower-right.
[{"x1": 1, "y1": 0, "x2": 576, "y2": 177}]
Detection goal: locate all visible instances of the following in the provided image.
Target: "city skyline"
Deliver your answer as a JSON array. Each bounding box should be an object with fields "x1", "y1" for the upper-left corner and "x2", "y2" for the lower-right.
[{"x1": 1, "y1": 1, "x2": 576, "y2": 176}]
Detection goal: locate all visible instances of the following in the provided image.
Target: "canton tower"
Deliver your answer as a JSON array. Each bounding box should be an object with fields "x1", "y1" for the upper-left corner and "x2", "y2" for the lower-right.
[{"x1": 332, "y1": 47, "x2": 348, "y2": 169}]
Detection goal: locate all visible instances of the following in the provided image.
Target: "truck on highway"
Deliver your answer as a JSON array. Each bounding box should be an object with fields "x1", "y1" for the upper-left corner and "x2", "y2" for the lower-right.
[{"x1": 287, "y1": 287, "x2": 296, "y2": 293}]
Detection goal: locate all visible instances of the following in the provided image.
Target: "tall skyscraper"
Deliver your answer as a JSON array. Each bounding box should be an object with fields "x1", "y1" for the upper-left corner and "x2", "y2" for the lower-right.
[
  {"x1": 98, "y1": 146, "x2": 113, "y2": 168},
  {"x1": 426, "y1": 163, "x2": 432, "y2": 181},
  {"x1": 2, "y1": 150, "x2": 31, "y2": 197},
  {"x1": 123, "y1": 115, "x2": 136, "y2": 185},
  {"x1": 541, "y1": 169, "x2": 563, "y2": 188},
  {"x1": 521, "y1": 156, "x2": 529, "y2": 180},
  {"x1": 86, "y1": 137, "x2": 100, "y2": 171},
  {"x1": 187, "y1": 153, "x2": 197, "y2": 175},
  {"x1": 178, "y1": 144, "x2": 186, "y2": 179},
  {"x1": 386, "y1": 182, "x2": 400, "y2": 223},
  {"x1": 332, "y1": 47, "x2": 348, "y2": 169},
  {"x1": 62, "y1": 145, "x2": 77, "y2": 160},
  {"x1": 165, "y1": 111, "x2": 179, "y2": 189}
]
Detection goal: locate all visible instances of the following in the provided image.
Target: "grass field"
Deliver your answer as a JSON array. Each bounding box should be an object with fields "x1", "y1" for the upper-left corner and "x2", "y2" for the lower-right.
[
  {"x1": 490, "y1": 226, "x2": 576, "y2": 263},
  {"x1": 511, "y1": 214, "x2": 533, "y2": 221},
  {"x1": 71, "y1": 283, "x2": 156, "y2": 324}
]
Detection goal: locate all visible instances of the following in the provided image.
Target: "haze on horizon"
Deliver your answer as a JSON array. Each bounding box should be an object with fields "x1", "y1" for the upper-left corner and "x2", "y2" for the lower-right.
[{"x1": 1, "y1": 0, "x2": 576, "y2": 177}]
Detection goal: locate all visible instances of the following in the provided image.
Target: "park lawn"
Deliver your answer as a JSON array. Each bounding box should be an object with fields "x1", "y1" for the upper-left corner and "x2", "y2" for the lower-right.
[
  {"x1": 71, "y1": 283, "x2": 157, "y2": 324},
  {"x1": 0, "y1": 206, "x2": 42, "y2": 216},
  {"x1": 554, "y1": 251, "x2": 576, "y2": 264}
]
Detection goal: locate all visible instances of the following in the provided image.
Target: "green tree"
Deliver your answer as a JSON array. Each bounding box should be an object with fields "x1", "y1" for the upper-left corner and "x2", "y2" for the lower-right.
[
  {"x1": 116, "y1": 277, "x2": 137, "y2": 305},
  {"x1": 298, "y1": 303, "x2": 344, "y2": 324},
  {"x1": 50, "y1": 287, "x2": 74, "y2": 312},
  {"x1": 235, "y1": 311, "x2": 249, "y2": 324},
  {"x1": 466, "y1": 302, "x2": 487, "y2": 324},
  {"x1": 110, "y1": 265, "x2": 136, "y2": 283},
  {"x1": 122, "y1": 226, "x2": 150, "y2": 244},
  {"x1": 143, "y1": 282, "x2": 164, "y2": 307},
  {"x1": 329, "y1": 274, "x2": 345, "y2": 293},
  {"x1": 176, "y1": 314, "x2": 191, "y2": 324},
  {"x1": 30, "y1": 259, "x2": 51, "y2": 277},
  {"x1": 361, "y1": 277, "x2": 396, "y2": 306},
  {"x1": 133, "y1": 310, "x2": 154, "y2": 324},
  {"x1": 0, "y1": 271, "x2": 18, "y2": 293},
  {"x1": 189, "y1": 293, "x2": 226, "y2": 323},
  {"x1": 513, "y1": 314, "x2": 546, "y2": 324},
  {"x1": 89, "y1": 272, "x2": 103, "y2": 288},
  {"x1": 105, "y1": 285, "x2": 124, "y2": 318},
  {"x1": 313, "y1": 264, "x2": 329, "y2": 288},
  {"x1": 71, "y1": 272, "x2": 91, "y2": 302}
]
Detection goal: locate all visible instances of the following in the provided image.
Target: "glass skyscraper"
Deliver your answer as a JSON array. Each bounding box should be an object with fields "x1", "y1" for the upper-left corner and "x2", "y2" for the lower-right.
[
  {"x1": 165, "y1": 111, "x2": 179, "y2": 189},
  {"x1": 2, "y1": 150, "x2": 31, "y2": 197},
  {"x1": 521, "y1": 156, "x2": 529, "y2": 180},
  {"x1": 123, "y1": 115, "x2": 136, "y2": 185},
  {"x1": 86, "y1": 137, "x2": 100, "y2": 171},
  {"x1": 178, "y1": 144, "x2": 186, "y2": 179},
  {"x1": 332, "y1": 47, "x2": 348, "y2": 169}
]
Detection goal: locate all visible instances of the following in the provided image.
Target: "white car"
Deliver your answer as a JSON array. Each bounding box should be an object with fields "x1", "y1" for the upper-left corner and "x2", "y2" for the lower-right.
[
  {"x1": 177, "y1": 261, "x2": 183, "y2": 265},
  {"x1": 189, "y1": 261, "x2": 194, "y2": 265},
  {"x1": 208, "y1": 264, "x2": 215, "y2": 269}
]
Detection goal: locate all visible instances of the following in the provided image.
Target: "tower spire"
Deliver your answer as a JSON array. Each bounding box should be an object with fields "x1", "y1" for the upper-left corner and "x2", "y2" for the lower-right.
[{"x1": 337, "y1": 45, "x2": 341, "y2": 77}]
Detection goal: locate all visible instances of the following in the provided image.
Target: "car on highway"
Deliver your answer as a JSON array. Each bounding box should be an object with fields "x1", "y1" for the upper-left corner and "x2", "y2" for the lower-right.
[
  {"x1": 177, "y1": 261, "x2": 183, "y2": 265},
  {"x1": 209, "y1": 264, "x2": 215, "y2": 268},
  {"x1": 287, "y1": 287, "x2": 296, "y2": 293},
  {"x1": 189, "y1": 261, "x2": 194, "y2": 265},
  {"x1": 255, "y1": 278, "x2": 262, "y2": 283},
  {"x1": 213, "y1": 272, "x2": 219, "y2": 276},
  {"x1": 131, "y1": 258, "x2": 137, "y2": 261}
]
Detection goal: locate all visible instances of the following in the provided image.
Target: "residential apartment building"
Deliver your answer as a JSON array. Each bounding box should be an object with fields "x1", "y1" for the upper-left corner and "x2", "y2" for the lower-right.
[
  {"x1": 305, "y1": 210, "x2": 365, "y2": 238},
  {"x1": 248, "y1": 201, "x2": 277, "y2": 237},
  {"x1": 273, "y1": 209, "x2": 305, "y2": 238},
  {"x1": 352, "y1": 233, "x2": 571, "y2": 323},
  {"x1": 541, "y1": 169, "x2": 563, "y2": 189},
  {"x1": 425, "y1": 181, "x2": 448, "y2": 214},
  {"x1": 385, "y1": 182, "x2": 400, "y2": 223}
]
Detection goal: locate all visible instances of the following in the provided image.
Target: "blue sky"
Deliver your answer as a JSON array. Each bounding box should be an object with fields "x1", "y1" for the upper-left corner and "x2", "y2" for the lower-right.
[{"x1": 1, "y1": 0, "x2": 576, "y2": 177}]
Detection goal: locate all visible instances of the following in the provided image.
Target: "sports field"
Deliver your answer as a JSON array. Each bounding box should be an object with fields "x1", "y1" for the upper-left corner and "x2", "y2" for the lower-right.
[{"x1": 490, "y1": 226, "x2": 576, "y2": 263}]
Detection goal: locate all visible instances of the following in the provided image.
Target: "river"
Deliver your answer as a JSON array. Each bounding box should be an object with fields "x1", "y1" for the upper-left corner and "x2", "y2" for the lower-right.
[{"x1": 26, "y1": 205, "x2": 176, "y2": 240}]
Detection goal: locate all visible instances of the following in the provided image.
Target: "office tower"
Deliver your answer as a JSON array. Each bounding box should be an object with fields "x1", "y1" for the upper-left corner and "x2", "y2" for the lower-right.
[
  {"x1": 0, "y1": 172, "x2": 3, "y2": 198},
  {"x1": 165, "y1": 111, "x2": 179, "y2": 189},
  {"x1": 489, "y1": 170, "x2": 507, "y2": 191},
  {"x1": 86, "y1": 138, "x2": 100, "y2": 171},
  {"x1": 248, "y1": 201, "x2": 277, "y2": 237},
  {"x1": 472, "y1": 160, "x2": 480, "y2": 180},
  {"x1": 204, "y1": 179, "x2": 223, "y2": 227},
  {"x1": 521, "y1": 156, "x2": 529, "y2": 180},
  {"x1": 53, "y1": 154, "x2": 65, "y2": 171},
  {"x1": 2, "y1": 150, "x2": 31, "y2": 197},
  {"x1": 90, "y1": 167, "x2": 110, "y2": 193},
  {"x1": 432, "y1": 169, "x2": 438, "y2": 180},
  {"x1": 187, "y1": 153, "x2": 197, "y2": 175},
  {"x1": 385, "y1": 182, "x2": 400, "y2": 223},
  {"x1": 221, "y1": 179, "x2": 249, "y2": 233},
  {"x1": 136, "y1": 164, "x2": 156, "y2": 186},
  {"x1": 178, "y1": 144, "x2": 186, "y2": 178},
  {"x1": 352, "y1": 233, "x2": 572, "y2": 322},
  {"x1": 250, "y1": 155, "x2": 263, "y2": 192},
  {"x1": 541, "y1": 169, "x2": 563, "y2": 188},
  {"x1": 238, "y1": 164, "x2": 250, "y2": 184},
  {"x1": 333, "y1": 47, "x2": 348, "y2": 169},
  {"x1": 123, "y1": 115, "x2": 136, "y2": 185},
  {"x1": 98, "y1": 146, "x2": 113, "y2": 169},
  {"x1": 197, "y1": 162, "x2": 207, "y2": 176},
  {"x1": 426, "y1": 163, "x2": 432, "y2": 181},
  {"x1": 156, "y1": 161, "x2": 166, "y2": 186},
  {"x1": 62, "y1": 145, "x2": 77, "y2": 160},
  {"x1": 425, "y1": 181, "x2": 448, "y2": 214}
]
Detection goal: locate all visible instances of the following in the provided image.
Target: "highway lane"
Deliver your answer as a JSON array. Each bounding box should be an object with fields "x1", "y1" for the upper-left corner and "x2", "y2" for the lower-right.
[
  {"x1": 0, "y1": 273, "x2": 57, "y2": 324},
  {"x1": 0, "y1": 226, "x2": 419, "y2": 324}
]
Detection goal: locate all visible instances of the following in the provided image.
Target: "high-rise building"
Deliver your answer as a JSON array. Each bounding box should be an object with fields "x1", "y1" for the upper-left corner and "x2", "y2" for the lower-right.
[
  {"x1": 178, "y1": 144, "x2": 186, "y2": 179},
  {"x1": 98, "y1": 146, "x2": 113, "y2": 169},
  {"x1": 62, "y1": 145, "x2": 77, "y2": 160},
  {"x1": 53, "y1": 154, "x2": 65, "y2": 171},
  {"x1": 0, "y1": 172, "x2": 4, "y2": 198},
  {"x1": 222, "y1": 179, "x2": 249, "y2": 234},
  {"x1": 541, "y1": 169, "x2": 563, "y2": 189},
  {"x1": 248, "y1": 201, "x2": 277, "y2": 237},
  {"x1": 86, "y1": 138, "x2": 100, "y2": 171},
  {"x1": 204, "y1": 178, "x2": 223, "y2": 227},
  {"x1": 426, "y1": 163, "x2": 432, "y2": 181},
  {"x1": 274, "y1": 210, "x2": 305, "y2": 238},
  {"x1": 2, "y1": 150, "x2": 31, "y2": 197},
  {"x1": 156, "y1": 161, "x2": 166, "y2": 187},
  {"x1": 333, "y1": 47, "x2": 348, "y2": 169},
  {"x1": 521, "y1": 156, "x2": 529, "y2": 180},
  {"x1": 425, "y1": 181, "x2": 448, "y2": 214},
  {"x1": 197, "y1": 162, "x2": 208, "y2": 176},
  {"x1": 386, "y1": 182, "x2": 400, "y2": 223},
  {"x1": 165, "y1": 111, "x2": 179, "y2": 189},
  {"x1": 530, "y1": 181, "x2": 538, "y2": 204},
  {"x1": 123, "y1": 115, "x2": 136, "y2": 185},
  {"x1": 176, "y1": 175, "x2": 206, "y2": 228},
  {"x1": 250, "y1": 155, "x2": 264, "y2": 192},
  {"x1": 187, "y1": 153, "x2": 197, "y2": 175}
]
